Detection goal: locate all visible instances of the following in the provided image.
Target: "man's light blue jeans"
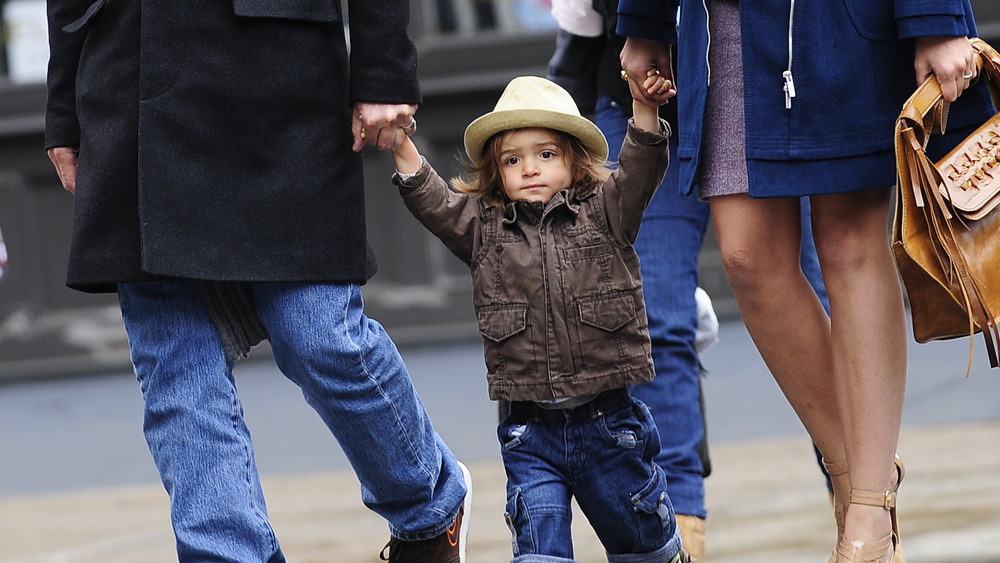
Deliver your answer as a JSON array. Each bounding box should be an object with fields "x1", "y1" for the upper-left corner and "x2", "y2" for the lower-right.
[{"x1": 118, "y1": 280, "x2": 467, "y2": 562}]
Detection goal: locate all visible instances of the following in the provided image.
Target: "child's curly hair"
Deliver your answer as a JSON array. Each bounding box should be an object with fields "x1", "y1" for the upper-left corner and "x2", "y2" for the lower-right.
[{"x1": 451, "y1": 128, "x2": 612, "y2": 209}]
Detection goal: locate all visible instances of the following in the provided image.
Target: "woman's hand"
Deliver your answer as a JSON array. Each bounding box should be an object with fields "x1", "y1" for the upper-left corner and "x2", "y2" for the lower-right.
[
  {"x1": 915, "y1": 35, "x2": 976, "y2": 103},
  {"x1": 620, "y1": 37, "x2": 676, "y2": 106}
]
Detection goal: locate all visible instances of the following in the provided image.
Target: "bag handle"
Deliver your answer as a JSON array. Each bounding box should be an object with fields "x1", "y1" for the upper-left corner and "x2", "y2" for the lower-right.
[{"x1": 897, "y1": 38, "x2": 1000, "y2": 149}]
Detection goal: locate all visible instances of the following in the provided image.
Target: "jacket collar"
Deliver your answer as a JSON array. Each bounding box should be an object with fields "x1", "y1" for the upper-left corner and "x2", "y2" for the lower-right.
[{"x1": 500, "y1": 189, "x2": 584, "y2": 224}]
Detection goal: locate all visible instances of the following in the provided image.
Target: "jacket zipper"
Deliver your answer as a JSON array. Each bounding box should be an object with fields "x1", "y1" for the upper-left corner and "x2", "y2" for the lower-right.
[
  {"x1": 782, "y1": 0, "x2": 796, "y2": 109},
  {"x1": 702, "y1": 0, "x2": 712, "y2": 87}
]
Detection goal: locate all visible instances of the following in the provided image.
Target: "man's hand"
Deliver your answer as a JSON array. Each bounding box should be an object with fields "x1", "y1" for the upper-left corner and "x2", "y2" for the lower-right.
[
  {"x1": 352, "y1": 103, "x2": 418, "y2": 152},
  {"x1": 47, "y1": 147, "x2": 79, "y2": 194}
]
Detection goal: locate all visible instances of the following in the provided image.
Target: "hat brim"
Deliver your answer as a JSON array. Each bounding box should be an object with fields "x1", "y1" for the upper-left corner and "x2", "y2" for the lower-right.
[{"x1": 464, "y1": 109, "x2": 609, "y2": 165}]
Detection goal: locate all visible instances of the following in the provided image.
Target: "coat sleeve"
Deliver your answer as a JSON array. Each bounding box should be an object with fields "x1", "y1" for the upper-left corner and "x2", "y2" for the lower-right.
[
  {"x1": 345, "y1": 0, "x2": 421, "y2": 105},
  {"x1": 895, "y1": 0, "x2": 974, "y2": 39},
  {"x1": 394, "y1": 159, "x2": 480, "y2": 266},
  {"x1": 603, "y1": 119, "x2": 670, "y2": 245},
  {"x1": 616, "y1": 0, "x2": 678, "y2": 43},
  {"x1": 45, "y1": 0, "x2": 92, "y2": 150}
]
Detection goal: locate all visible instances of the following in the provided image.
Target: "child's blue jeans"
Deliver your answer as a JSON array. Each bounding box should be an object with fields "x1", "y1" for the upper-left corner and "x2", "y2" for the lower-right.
[{"x1": 499, "y1": 389, "x2": 682, "y2": 562}]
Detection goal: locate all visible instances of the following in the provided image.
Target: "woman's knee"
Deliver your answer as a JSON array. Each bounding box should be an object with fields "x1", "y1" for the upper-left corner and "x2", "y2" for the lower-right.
[
  {"x1": 812, "y1": 217, "x2": 891, "y2": 279},
  {"x1": 711, "y1": 196, "x2": 805, "y2": 297},
  {"x1": 811, "y1": 189, "x2": 893, "y2": 274},
  {"x1": 718, "y1": 242, "x2": 798, "y2": 297}
]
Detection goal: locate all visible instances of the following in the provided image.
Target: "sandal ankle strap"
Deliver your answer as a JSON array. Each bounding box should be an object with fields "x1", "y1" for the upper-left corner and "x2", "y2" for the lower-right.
[
  {"x1": 850, "y1": 488, "x2": 896, "y2": 510},
  {"x1": 822, "y1": 456, "x2": 848, "y2": 477}
]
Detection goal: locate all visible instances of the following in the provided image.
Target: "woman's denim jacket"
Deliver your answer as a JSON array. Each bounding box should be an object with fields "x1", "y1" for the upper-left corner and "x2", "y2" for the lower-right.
[{"x1": 394, "y1": 121, "x2": 670, "y2": 401}]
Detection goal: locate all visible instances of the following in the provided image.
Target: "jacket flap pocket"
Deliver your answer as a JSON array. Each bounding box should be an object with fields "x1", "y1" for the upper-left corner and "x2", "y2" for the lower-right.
[
  {"x1": 232, "y1": 0, "x2": 339, "y2": 22},
  {"x1": 477, "y1": 304, "x2": 528, "y2": 342},
  {"x1": 578, "y1": 294, "x2": 636, "y2": 332},
  {"x1": 63, "y1": 0, "x2": 107, "y2": 33}
]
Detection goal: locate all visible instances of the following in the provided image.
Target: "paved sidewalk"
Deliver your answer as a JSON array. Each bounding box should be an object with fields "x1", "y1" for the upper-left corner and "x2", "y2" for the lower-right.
[
  {"x1": 3, "y1": 316, "x2": 999, "y2": 562},
  {"x1": 2, "y1": 419, "x2": 999, "y2": 563}
]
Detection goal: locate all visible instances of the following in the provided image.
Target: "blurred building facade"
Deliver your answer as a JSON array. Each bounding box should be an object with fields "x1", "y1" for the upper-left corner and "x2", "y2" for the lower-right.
[{"x1": 1, "y1": 0, "x2": 998, "y2": 378}]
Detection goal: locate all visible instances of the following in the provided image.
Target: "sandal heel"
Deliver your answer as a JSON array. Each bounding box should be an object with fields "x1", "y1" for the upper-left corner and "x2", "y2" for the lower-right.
[
  {"x1": 822, "y1": 456, "x2": 849, "y2": 563},
  {"x1": 829, "y1": 455, "x2": 906, "y2": 563}
]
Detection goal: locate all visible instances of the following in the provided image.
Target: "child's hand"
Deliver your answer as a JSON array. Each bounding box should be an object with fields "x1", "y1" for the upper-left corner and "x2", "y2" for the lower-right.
[
  {"x1": 391, "y1": 118, "x2": 422, "y2": 175},
  {"x1": 389, "y1": 126, "x2": 408, "y2": 152},
  {"x1": 639, "y1": 68, "x2": 674, "y2": 106},
  {"x1": 623, "y1": 68, "x2": 672, "y2": 133}
]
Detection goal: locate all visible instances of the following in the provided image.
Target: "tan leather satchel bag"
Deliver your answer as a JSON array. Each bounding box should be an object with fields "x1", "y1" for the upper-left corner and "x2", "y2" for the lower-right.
[{"x1": 893, "y1": 37, "x2": 1000, "y2": 371}]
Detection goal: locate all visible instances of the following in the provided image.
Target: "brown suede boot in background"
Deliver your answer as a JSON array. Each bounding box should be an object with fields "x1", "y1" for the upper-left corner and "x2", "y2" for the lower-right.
[{"x1": 676, "y1": 514, "x2": 706, "y2": 562}]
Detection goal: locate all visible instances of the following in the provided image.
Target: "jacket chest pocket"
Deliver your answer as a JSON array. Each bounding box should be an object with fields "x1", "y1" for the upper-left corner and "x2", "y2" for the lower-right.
[
  {"x1": 233, "y1": 0, "x2": 340, "y2": 22},
  {"x1": 561, "y1": 243, "x2": 617, "y2": 290}
]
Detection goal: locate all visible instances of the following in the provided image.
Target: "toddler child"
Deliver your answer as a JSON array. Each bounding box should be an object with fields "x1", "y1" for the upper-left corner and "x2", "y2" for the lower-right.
[{"x1": 389, "y1": 74, "x2": 686, "y2": 563}]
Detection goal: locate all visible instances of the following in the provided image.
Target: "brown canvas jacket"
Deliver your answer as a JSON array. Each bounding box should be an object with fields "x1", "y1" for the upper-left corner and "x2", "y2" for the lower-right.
[{"x1": 395, "y1": 120, "x2": 670, "y2": 401}]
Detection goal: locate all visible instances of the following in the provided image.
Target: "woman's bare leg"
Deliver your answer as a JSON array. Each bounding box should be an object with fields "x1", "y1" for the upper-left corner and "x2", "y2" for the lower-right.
[
  {"x1": 710, "y1": 194, "x2": 846, "y2": 483},
  {"x1": 812, "y1": 188, "x2": 906, "y2": 545}
]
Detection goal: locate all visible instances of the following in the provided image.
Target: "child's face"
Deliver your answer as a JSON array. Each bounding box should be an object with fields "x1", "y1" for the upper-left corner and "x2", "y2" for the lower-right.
[{"x1": 496, "y1": 128, "x2": 573, "y2": 204}]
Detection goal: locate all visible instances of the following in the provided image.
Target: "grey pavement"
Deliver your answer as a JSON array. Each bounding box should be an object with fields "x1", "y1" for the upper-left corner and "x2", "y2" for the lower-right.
[{"x1": 1, "y1": 319, "x2": 999, "y2": 562}]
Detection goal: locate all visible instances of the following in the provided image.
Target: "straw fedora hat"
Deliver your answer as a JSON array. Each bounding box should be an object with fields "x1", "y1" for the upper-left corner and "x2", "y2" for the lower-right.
[{"x1": 464, "y1": 76, "x2": 609, "y2": 165}]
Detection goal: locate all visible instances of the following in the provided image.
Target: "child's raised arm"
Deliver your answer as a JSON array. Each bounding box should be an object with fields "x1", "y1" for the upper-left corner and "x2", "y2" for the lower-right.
[
  {"x1": 627, "y1": 68, "x2": 673, "y2": 133},
  {"x1": 390, "y1": 119, "x2": 422, "y2": 175}
]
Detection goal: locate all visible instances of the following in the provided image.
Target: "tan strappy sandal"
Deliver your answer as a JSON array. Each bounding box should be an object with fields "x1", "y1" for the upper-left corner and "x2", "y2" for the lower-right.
[
  {"x1": 830, "y1": 456, "x2": 905, "y2": 563},
  {"x1": 822, "y1": 456, "x2": 849, "y2": 554}
]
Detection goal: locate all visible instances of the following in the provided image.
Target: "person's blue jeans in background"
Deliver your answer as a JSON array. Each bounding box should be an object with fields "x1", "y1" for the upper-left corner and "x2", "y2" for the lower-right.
[
  {"x1": 797, "y1": 197, "x2": 834, "y2": 493},
  {"x1": 499, "y1": 389, "x2": 682, "y2": 562},
  {"x1": 596, "y1": 95, "x2": 711, "y2": 518},
  {"x1": 798, "y1": 198, "x2": 830, "y2": 313},
  {"x1": 118, "y1": 280, "x2": 467, "y2": 562},
  {"x1": 595, "y1": 95, "x2": 833, "y2": 518}
]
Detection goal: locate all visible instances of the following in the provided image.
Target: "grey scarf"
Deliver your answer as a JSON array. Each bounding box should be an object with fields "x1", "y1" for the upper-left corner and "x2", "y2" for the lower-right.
[{"x1": 197, "y1": 281, "x2": 268, "y2": 363}]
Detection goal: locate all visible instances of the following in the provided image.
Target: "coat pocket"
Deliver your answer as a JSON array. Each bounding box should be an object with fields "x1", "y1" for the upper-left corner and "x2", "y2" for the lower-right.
[
  {"x1": 573, "y1": 291, "x2": 650, "y2": 376},
  {"x1": 232, "y1": 0, "x2": 340, "y2": 22},
  {"x1": 477, "y1": 303, "x2": 536, "y2": 384},
  {"x1": 63, "y1": 0, "x2": 106, "y2": 33},
  {"x1": 841, "y1": 0, "x2": 895, "y2": 42},
  {"x1": 577, "y1": 292, "x2": 636, "y2": 332},
  {"x1": 478, "y1": 303, "x2": 528, "y2": 342}
]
